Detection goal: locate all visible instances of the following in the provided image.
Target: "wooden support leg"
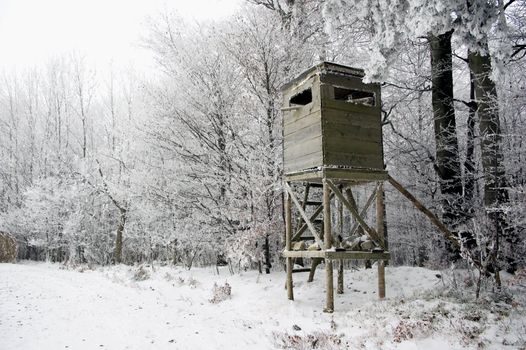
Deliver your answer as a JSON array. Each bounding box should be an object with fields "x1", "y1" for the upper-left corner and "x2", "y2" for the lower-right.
[
  {"x1": 378, "y1": 260, "x2": 385, "y2": 299},
  {"x1": 286, "y1": 257, "x2": 294, "y2": 300},
  {"x1": 285, "y1": 185, "x2": 294, "y2": 300},
  {"x1": 376, "y1": 182, "x2": 385, "y2": 246},
  {"x1": 308, "y1": 258, "x2": 321, "y2": 282},
  {"x1": 377, "y1": 182, "x2": 386, "y2": 299},
  {"x1": 337, "y1": 259, "x2": 344, "y2": 294},
  {"x1": 325, "y1": 259, "x2": 334, "y2": 312},
  {"x1": 323, "y1": 179, "x2": 334, "y2": 313},
  {"x1": 337, "y1": 187, "x2": 344, "y2": 294}
]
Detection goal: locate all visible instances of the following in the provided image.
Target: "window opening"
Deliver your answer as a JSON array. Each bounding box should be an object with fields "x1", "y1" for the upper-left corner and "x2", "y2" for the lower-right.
[
  {"x1": 333, "y1": 86, "x2": 375, "y2": 106},
  {"x1": 289, "y1": 88, "x2": 312, "y2": 106}
]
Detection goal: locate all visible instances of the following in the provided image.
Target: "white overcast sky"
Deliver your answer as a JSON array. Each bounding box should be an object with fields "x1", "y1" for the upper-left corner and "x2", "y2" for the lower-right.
[{"x1": 0, "y1": 0, "x2": 241, "y2": 71}]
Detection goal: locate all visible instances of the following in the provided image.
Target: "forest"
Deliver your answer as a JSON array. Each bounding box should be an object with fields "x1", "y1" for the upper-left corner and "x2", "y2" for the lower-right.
[{"x1": 1, "y1": 0, "x2": 525, "y2": 282}]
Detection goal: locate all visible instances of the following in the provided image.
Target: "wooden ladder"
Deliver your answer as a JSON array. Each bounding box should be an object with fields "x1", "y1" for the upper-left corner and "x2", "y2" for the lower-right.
[{"x1": 291, "y1": 183, "x2": 324, "y2": 275}]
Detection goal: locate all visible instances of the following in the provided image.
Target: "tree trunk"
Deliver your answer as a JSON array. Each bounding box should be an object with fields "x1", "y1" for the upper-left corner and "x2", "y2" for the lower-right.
[
  {"x1": 264, "y1": 233, "x2": 271, "y2": 273},
  {"x1": 468, "y1": 47, "x2": 517, "y2": 273},
  {"x1": 464, "y1": 71, "x2": 477, "y2": 207},
  {"x1": 428, "y1": 30, "x2": 464, "y2": 229},
  {"x1": 114, "y1": 208, "x2": 126, "y2": 264},
  {"x1": 468, "y1": 49, "x2": 506, "y2": 209}
]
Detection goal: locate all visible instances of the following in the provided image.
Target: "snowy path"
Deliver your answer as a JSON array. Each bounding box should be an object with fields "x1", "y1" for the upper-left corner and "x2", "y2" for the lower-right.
[{"x1": 1, "y1": 262, "x2": 523, "y2": 349}]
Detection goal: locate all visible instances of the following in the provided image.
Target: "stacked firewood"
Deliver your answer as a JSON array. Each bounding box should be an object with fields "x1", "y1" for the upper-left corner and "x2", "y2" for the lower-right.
[{"x1": 0, "y1": 232, "x2": 17, "y2": 262}]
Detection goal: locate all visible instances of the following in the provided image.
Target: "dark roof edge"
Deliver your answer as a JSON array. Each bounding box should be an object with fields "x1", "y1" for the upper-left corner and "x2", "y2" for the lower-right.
[{"x1": 281, "y1": 61, "x2": 366, "y2": 91}]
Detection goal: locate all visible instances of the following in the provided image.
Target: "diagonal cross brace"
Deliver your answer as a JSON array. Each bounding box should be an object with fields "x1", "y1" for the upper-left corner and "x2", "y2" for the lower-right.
[
  {"x1": 284, "y1": 182, "x2": 324, "y2": 249},
  {"x1": 292, "y1": 192, "x2": 335, "y2": 241},
  {"x1": 387, "y1": 176, "x2": 460, "y2": 248},
  {"x1": 348, "y1": 184, "x2": 378, "y2": 237},
  {"x1": 295, "y1": 183, "x2": 311, "y2": 232},
  {"x1": 326, "y1": 179, "x2": 386, "y2": 249}
]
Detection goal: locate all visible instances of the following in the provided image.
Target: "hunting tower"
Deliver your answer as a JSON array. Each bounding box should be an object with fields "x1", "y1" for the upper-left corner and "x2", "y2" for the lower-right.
[
  {"x1": 281, "y1": 62, "x2": 390, "y2": 312},
  {"x1": 281, "y1": 62, "x2": 464, "y2": 312}
]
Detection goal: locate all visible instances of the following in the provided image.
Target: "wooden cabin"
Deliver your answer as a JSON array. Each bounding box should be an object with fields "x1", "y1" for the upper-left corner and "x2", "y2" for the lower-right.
[{"x1": 282, "y1": 62, "x2": 384, "y2": 176}]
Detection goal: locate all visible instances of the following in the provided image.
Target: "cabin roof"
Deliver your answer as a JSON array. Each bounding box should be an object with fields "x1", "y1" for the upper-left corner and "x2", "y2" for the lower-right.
[{"x1": 281, "y1": 61, "x2": 366, "y2": 91}]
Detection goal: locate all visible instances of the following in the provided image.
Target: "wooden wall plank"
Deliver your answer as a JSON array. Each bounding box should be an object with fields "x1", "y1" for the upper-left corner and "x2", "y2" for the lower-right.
[
  {"x1": 284, "y1": 122, "x2": 322, "y2": 146},
  {"x1": 325, "y1": 138, "x2": 382, "y2": 154},
  {"x1": 284, "y1": 150, "x2": 322, "y2": 173},
  {"x1": 284, "y1": 134, "x2": 322, "y2": 155},
  {"x1": 323, "y1": 120, "x2": 382, "y2": 142},
  {"x1": 324, "y1": 151, "x2": 384, "y2": 170},
  {"x1": 284, "y1": 110, "x2": 321, "y2": 135},
  {"x1": 322, "y1": 99, "x2": 381, "y2": 114}
]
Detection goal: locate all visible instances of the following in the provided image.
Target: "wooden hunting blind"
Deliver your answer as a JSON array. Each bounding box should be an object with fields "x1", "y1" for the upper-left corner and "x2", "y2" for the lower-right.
[
  {"x1": 281, "y1": 62, "x2": 464, "y2": 313},
  {"x1": 282, "y1": 62, "x2": 384, "y2": 177}
]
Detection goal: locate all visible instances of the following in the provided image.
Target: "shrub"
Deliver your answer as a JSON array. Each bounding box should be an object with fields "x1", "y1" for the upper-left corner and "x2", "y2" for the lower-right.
[
  {"x1": 272, "y1": 330, "x2": 344, "y2": 349},
  {"x1": 392, "y1": 318, "x2": 433, "y2": 343},
  {"x1": 187, "y1": 276, "x2": 199, "y2": 289},
  {"x1": 133, "y1": 265, "x2": 151, "y2": 281},
  {"x1": 209, "y1": 282, "x2": 231, "y2": 303}
]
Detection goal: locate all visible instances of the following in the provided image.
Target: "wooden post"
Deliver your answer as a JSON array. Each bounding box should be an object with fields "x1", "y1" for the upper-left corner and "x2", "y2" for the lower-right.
[
  {"x1": 378, "y1": 260, "x2": 385, "y2": 299},
  {"x1": 285, "y1": 185, "x2": 294, "y2": 300},
  {"x1": 323, "y1": 179, "x2": 334, "y2": 313},
  {"x1": 376, "y1": 182, "x2": 385, "y2": 244},
  {"x1": 337, "y1": 186, "x2": 344, "y2": 294},
  {"x1": 377, "y1": 182, "x2": 386, "y2": 299}
]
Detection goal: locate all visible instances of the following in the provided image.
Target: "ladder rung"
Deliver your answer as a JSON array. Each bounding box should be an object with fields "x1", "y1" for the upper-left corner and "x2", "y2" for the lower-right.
[
  {"x1": 297, "y1": 236, "x2": 315, "y2": 241},
  {"x1": 308, "y1": 183, "x2": 323, "y2": 188},
  {"x1": 292, "y1": 268, "x2": 311, "y2": 273}
]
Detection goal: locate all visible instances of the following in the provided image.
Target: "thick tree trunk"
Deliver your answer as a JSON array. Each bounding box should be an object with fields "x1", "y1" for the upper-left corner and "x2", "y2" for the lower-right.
[
  {"x1": 428, "y1": 31, "x2": 464, "y2": 229},
  {"x1": 468, "y1": 50, "x2": 507, "y2": 208},
  {"x1": 468, "y1": 48, "x2": 516, "y2": 273},
  {"x1": 464, "y1": 72, "x2": 477, "y2": 206}
]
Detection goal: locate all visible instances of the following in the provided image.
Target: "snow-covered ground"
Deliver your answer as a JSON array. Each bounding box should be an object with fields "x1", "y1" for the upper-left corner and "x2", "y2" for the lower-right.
[{"x1": 1, "y1": 262, "x2": 525, "y2": 350}]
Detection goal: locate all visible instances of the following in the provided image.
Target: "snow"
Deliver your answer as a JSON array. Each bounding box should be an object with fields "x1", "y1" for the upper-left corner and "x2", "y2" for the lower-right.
[{"x1": 1, "y1": 262, "x2": 525, "y2": 349}]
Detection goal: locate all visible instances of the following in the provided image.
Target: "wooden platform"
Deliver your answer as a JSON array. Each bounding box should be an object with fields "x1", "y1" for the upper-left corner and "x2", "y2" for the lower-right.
[
  {"x1": 284, "y1": 167, "x2": 388, "y2": 183},
  {"x1": 283, "y1": 250, "x2": 390, "y2": 260},
  {"x1": 284, "y1": 176, "x2": 388, "y2": 312}
]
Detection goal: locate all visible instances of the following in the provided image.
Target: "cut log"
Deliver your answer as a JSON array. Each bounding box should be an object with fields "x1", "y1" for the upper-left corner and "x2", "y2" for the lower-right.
[{"x1": 292, "y1": 241, "x2": 306, "y2": 251}]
